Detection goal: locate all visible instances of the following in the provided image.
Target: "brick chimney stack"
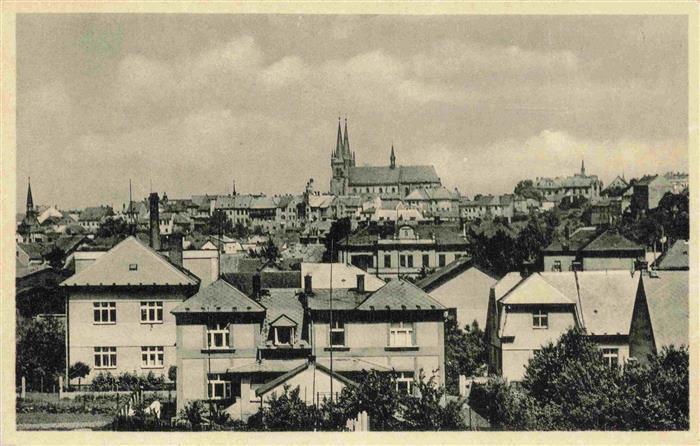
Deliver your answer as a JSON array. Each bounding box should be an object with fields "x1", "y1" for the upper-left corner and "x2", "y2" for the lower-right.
[
  {"x1": 356, "y1": 274, "x2": 365, "y2": 293},
  {"x1": 149, "y1": 192, "x2": 160, "y2": 250},
  {"x1": 168, "y1": 233, "x2": 183, "y2": 267},
  {"x1": 304, "y1": 274, "x2": 313, "y2": 294}
]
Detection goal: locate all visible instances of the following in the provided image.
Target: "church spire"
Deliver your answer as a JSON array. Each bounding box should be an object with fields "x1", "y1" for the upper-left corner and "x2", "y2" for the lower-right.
[
  {"x1": 335, "y1": 116, "x2": 343, "y2": 158},
  {"x1": 26, "y1": 177, "x2": 34, "y2": 213},
  {"x1": 343, "y1": 117, "x2": 350, "y2": 157},
  {"x1": 390, "y1": 145, "x2": 396, "y2": 169},
  {"x1": 581, "y1": 159, "x2": 586, "y2": 176}
]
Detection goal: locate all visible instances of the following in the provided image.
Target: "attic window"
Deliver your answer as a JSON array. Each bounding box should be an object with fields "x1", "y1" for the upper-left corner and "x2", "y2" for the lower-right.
[{"x1": 129, "y1": 263, "x2": 138, "y2": 271}]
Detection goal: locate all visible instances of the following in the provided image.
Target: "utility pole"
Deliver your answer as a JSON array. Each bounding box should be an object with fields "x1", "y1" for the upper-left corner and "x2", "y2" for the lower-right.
[{"x1": 329, "y1": 238, "x2": 334, "y2": 402}]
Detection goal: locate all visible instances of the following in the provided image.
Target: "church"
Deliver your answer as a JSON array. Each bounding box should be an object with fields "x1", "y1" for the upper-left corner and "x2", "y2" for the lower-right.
[{"x1": 330, "y1": 119, "x2": 442, "y2": 197}]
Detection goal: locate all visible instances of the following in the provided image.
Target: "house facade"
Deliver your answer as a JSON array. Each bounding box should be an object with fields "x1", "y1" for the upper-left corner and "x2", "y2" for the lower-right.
[
  {"x1": 173, "y1": 274, "x2": 447, "y2": 420},
  {"x1": 632, "y1": 174, "x2": 674, "y2": 211},
  {"x1": 60, "y1": 236, "x2": 200, "y2": 385},
  {"x1": 338, "y1": 224, "x2": 468, "y2": 279},
  {"x1": 486, "y1": 271, "x2": 640, "y2": 381},
  {"x1": 532, "y1": 161, "x2": 603, "y2": 204}
]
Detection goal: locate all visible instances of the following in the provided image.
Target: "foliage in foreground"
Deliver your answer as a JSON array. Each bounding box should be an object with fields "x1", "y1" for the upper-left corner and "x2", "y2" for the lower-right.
[{"x1": 469, "y1": 328, "x2": 689, "y2": 430}]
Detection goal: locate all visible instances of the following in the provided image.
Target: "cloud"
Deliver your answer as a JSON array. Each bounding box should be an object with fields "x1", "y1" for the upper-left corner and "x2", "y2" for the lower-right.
[{"x1": 260, "y1": 56, "x2": 309, "y2": 88}]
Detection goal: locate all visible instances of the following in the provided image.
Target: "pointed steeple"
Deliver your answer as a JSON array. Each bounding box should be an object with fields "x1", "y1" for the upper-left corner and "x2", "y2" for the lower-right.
[
  {"x1": 390, "y1": 145, "x2": 396, "y2": 169},
  {"x1": 352, "y1": 151, "x2": 356, "y2": 166},
  {"x1": 343, "y1": 117, "x2": 350, "y2": 157},
  {"x1": 335, "y1": 116, "x2": 343, "y2": 158},
  {"x1": 581, "y1": 159, "x2": 586, "y2": 176},
  {"x1": 26, "y1": 177, "x2": 34, "y2": 213}
]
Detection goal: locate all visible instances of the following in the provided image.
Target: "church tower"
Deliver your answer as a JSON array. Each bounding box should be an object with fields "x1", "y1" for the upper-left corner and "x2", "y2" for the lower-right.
[
  {"x1": 26, "y1": 176, "x2": 35, "y2": 215},
  {"x1": 390, "y1": 145, "x2": 396, "y2": 169},
  {"x1": 580, "y1": 159, "x2": 586, "y2": 176},
  {"x1": 330, "y1": 118, "x2": 350, "y2": 195}
]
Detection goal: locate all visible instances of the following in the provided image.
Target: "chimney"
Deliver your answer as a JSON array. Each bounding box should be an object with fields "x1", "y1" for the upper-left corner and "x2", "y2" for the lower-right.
[
  {"x1": 149, "y1": 192, "x2": 161, "y2": 250},
  {"x1": 304, "y1": 274, "x2": 313, "y2": 294},
  {"x1": 356, "y1": 274, "x2": 365, "y2": 293},
  {"x1": 168, "y1": 233, "x2": 183, "y2": 267},
  {"x1": 252, "y1": 272, "x2": 261, "y2": 300}
]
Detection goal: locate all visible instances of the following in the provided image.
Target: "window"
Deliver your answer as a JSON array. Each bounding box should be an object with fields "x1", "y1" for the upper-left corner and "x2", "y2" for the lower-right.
[
  {"x1": 330, "y1": 320, "x2": 345, "y2": 347},
  {"x1": 384, "y1": 254, "x2": 391, "y2": 268},
  {"x1": 532, "y1": 310, "x2": 548, "y2": 329},
  {"x1": 207, "y1": 323, "x2": 230, "y2": 349},
  {"x1": 208, "y1": 374, "x2": 232, "y2": 400},
  {"x1": 141, "y1": 346, "x2": 164, "y2": 368},
  {"x1": 274, "y1": 326, "x2": 294, "y2": 346},
  {"x1": 602, "y1": 348, "x2": 619, "y2": 368},
  {"x1": 396, "y1": 372, "x2": 414, "y2": 394},
  {"x1": 94, "y1": 346, "x2": 117, "y2": 369},
  {"x1": 129, "y1": 263, "x2": 138, "y2": 271},
  {"x1": 140, "y1": 301, "x2": 163, "y2": 323},
  {"x1": 438, "y1": 254, "x2": 446, "y2": 267},
  {"x1": 422, "y1": 254, "x2": 429, "y2": 267},
  {"x1": 407, "y1": 255, "x2": 414, "y2": 268},
  {"x1": 93, "y1": 302, "x2": 116, "y2": 324},
  {"x1": 399, "y1": 255, "x2": 406, "y2": 268},
  {"x1": 389, "y1": 322, "x2": 414, "y2": 347},
  {"x1": 552, "y1": 260, "x2": 562, "y2": 272}
]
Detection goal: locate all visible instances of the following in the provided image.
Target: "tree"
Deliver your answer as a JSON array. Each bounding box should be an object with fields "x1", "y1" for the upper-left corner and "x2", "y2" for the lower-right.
[
  {"x1": 260, "y1": 238, "x2": 280, "y2": 265},
  {"x1": 168, "y1": 365, "x2": 177, "y2": 384},
  {"x1": 44, "y1": 245, "x2": 66, "y2": 270},
  {"x1": 205, "y1": 210, "x2": 234, "y2": 237},
  {"x1": 514, "y1": 180, "x2": 543, "y2": 201},
  {"x1": 69, "y1": 361, "x2": 91, "y2": 389},
  {"x1": 16, "y1": 317, "x2": 65, "y2": 391},
  {"x1": 180, "y1": 400, "x2": 206, "y2": 430},
  {"x1": 258, "y1": 385, "x2": 318, "y2": 431},
  {"x1": 444, "y1": 317, "x2": 487, "y2": 393},
  {"x1": 334, "y1": 370, "x2": 404, "y2": 430},
  {"x1": 96, "y1": 218, "x2": 136, "y2": 239},
  {"x1": 402, "y1": 370, "x2": 466, "y2": 430},
  {"x1": 233, "y1": 222, "x2": 249, "y2": 239}
]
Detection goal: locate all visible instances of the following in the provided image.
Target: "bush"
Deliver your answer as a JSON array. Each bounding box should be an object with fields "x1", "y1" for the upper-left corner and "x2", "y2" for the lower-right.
[{"x1": 89, "y1": 371, "x2": 167, "y2": 392}]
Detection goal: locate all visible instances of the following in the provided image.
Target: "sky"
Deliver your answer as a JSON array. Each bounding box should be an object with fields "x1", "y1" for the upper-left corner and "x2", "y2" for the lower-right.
[{"x1": 16, "y1": 14, "x2": 688, "y2": 211}]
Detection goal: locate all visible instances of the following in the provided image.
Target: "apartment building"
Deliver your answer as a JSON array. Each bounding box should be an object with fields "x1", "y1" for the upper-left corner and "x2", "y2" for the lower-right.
[
  {"x1": 173, "y1": 273, "x2": 447, "y2": 420},
  {"x1": 60, "y1": 236, "x2": 200, "y2": 385}
]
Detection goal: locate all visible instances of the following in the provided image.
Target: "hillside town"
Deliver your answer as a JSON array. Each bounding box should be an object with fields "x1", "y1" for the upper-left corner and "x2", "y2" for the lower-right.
[{"x1": 16, "y1": 119, "x2": 690, "y2": 431}]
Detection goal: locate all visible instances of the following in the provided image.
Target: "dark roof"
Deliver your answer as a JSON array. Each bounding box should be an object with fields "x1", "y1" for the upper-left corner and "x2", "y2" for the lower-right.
[
  {"x1": 654, "y1": 240, "x2": 689, "y2": 270},
  {"x1": 18, "y1": 243, "x2": 44, "y2": 260},
  {"x1": 348, "y1": 165, "x2": 440, "y2": 186},
  {"x1": 172, "y1": 278, "x2": 265, "y2": 314},
  {"x1": 633, "y1": 175, "x2": 659, "y2": 186},
  {"x1": 223, "y1": 271, "x2": 301, "y2": 296},
  {"x1": 543, "y1": 227, "x2": 599, "y2": 253},
  {"x1": 260, "y1": 288, "x2": 304, "y2": 326},
  {"x1": 581, "y1": 229, "x2": 644, "y2": 252},
  {"x1": 53, "y1": 235, "x2": 88, "y2": 254},
  {"x1": 255, "y1": 361, "x2": 356, "y2": 397},
  {"x1": 343, "y1": 224, "x2": 466, "y2": 247},
  {"x1": 357, "y1": 279, "x2": 446, "y2": 311},
  {"x1": 79, "y1": 206, "x2": 114, "y2": 221},
  {"x1": 306, "y1": 289, "x2": 369, "y2": 311}
]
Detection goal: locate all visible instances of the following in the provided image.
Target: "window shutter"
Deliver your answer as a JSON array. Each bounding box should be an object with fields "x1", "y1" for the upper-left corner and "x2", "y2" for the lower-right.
[{"x1": 411, "y1": 322, "x2": 417, "y2": 346}]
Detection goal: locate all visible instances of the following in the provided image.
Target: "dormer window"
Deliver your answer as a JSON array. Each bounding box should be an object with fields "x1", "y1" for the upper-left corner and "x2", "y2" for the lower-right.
[
  {"x1": 274, "y1": 326, "x2": 294, "y2": 346},
  {"x1": 129, "y1": 263, "x2": 138, "y2": 271}
]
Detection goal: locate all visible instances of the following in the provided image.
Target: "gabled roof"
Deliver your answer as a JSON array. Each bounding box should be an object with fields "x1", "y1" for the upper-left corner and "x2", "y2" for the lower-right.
[
  {"x1": 61, "y1": 236, "x2": 199, "y2": 287},
  {"x1": 542, "y1": 227, "x2": 598, "y2": 253},
  {"x1": 260, "y1": 288, "x2": 304, "y2": 327},
  {"x1": 654, "y1": 240, "x2": 689, "y2": 270},
  {"x1": 492, "y1": 272, "x2": 524, "y2": 300},
  {"x1": 223, "y1": 271, "x2": 300, "y2": 295},
  {"x1": 357, "y1": 279, "x2": 446, "y2": 311},
  {"x1": 79, "y1": 206, "x2": 113, "y2": 221},
  {"x1": 500, "y1": 273, "x2": 576, "y2": 305},
  {"x1": 643, "y1": 271, "x2": 688, "y2": 349},
  {"x1": 581, "y1": 229, "x2": 643, "y2": 252},
  {"x1": 18, "y1": 243, "x2": 44, "y2": 260},
  {"x1": 172, "y1": 278, "x2": 265, "y2": 314},
  {"x1": 415, "y1": 256, "x2": 486, "y2": 291},
  {"x1": 270, "y1": 314, "x2": 297, "y2": 327},
  {"x1": 255, "y1": 360, "x2": 357, "y2": 397}
]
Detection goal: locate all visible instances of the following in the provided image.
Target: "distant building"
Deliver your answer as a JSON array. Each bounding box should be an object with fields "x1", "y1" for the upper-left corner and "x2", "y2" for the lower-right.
[
  {"x1": 664, "y1": 172, "x2": 688, "y2": 194},
  {"x1": 589, "y1": 197, "x2": 623, "y2": 226},
  {"x1": 404, "y1": 187, "x2": 460, "y2": 221},
  {"x1": 330, "y1": 119, "x2": 441, "y2": 197},
  {"x1": 631, "y1": 174, "x2": 674, "y2": 211},
  {"x1": 173, "y1": 274, "x2": 447, "y2": 420},
  {"x1": 542, "y1": 227, "x2": 645, "y2": 272},
  {"x1": 416, "y1": 257, "x2": 499, "y2": 329},
  {"x1": 533, "y1": 161, "x2": 603, "y2": 204},
  {"x1": 17, "y1": 178, "x2": 45, "y2": 243},
  {"x1": 338, "y1": 223, "x2": 468, "y2": 279},
  {"x1": 78, "y1": 206, "x2": 114, "y2": 233},
  {"x1": 601, "y1": 175, "x2": 629, "y2": 197},
  {"x1": 460, "y1": 195, "x2": 515, "y2": 222},
  {"x1": 653, "y1": 239, "x2": 689, "y2": 271}
]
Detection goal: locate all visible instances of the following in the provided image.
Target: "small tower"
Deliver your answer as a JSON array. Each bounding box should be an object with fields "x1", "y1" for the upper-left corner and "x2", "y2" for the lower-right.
[
  {"x1": 390, "y1": 145, "x2": 396, "y2": 169},
  {"x1": 330, "y1": 117, "x2": 349, "y2": 195},
  {"x1": 580, "y1": 159, "x2": 586, "y2": 176},
  {"x1": 26, "y1": 177, "x2": 34, "y2": 215}
]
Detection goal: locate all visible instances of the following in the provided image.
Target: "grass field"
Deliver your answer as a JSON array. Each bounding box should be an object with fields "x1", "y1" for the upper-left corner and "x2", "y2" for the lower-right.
[{"x1": 17, "y1": 412, "x2": 112, "y2": 425}]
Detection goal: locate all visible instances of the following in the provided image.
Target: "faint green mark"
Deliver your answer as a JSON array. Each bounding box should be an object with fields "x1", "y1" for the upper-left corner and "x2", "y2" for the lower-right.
[{"x1": 79, "y1": 23, "x2": 124, "y2": 75}]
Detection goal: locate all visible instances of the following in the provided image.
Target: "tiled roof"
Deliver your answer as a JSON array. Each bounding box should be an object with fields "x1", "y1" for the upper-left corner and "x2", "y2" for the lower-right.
[
  {"x1": 308, "y1": 194, "x2": 335, "y2": 208},
  {"x1": 543, "y1": 227, "x2": 599, "y2": 252},
  {"x1": 642, "y1": 271, "x2": 688, "y2": 349},
  {"x1": 357, "y1": 279, "x2": 446, "y2": 311},
  {"x1": 250, "y1": 196, "x2": 277, "y2": 209},
  {"x1": 415, "y1": 256, "x2": 473, "y2": 291},
  {"x1": 654, "y1": 240, "x2": 689, "y2": 270},
  {"x1": 492, "y1": 272, "x2": 524, "y2": 300},
  {"x1": 540, "y1": 271, "x2": 639, "y2": 336},
  {"x1": 581, "y1": 229, "x2": 644, "y2": 252},
  {"x1": 301, "y1": 263, "x2": 386, "y2": 291},
  {"x1": 255, "y1": 361, "x2": 356, "y2": 397},
  {"x1": 348, "y1": 165, "x2": 440, "y2": 186},
  {"x1": 61, "y1": 236, "x2": 200, "y2": 287},
  {"x1": 405, "y1": 187, "x2": 459, "y2": 201},
  {"x1": 260, "y1": 288, "x2": 304, "y2": 327},
  {"x1": 172, "y1": 278, "x2": 265, "y2": 314},
  {"x1": 343, "y1": 224, "x2": 466, "y2": 247},
  {"x1": 633, "y1": 175, "x2": 659, "y2": 186},
  {"x1": 53, "y1": 235, "x2": 88, "y2": 254}
]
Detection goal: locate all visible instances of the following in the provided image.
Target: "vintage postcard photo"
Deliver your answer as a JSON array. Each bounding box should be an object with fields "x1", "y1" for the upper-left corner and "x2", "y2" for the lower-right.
[{"x1": 2, "y1": 3, "x2": 697, "y2": 444}]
